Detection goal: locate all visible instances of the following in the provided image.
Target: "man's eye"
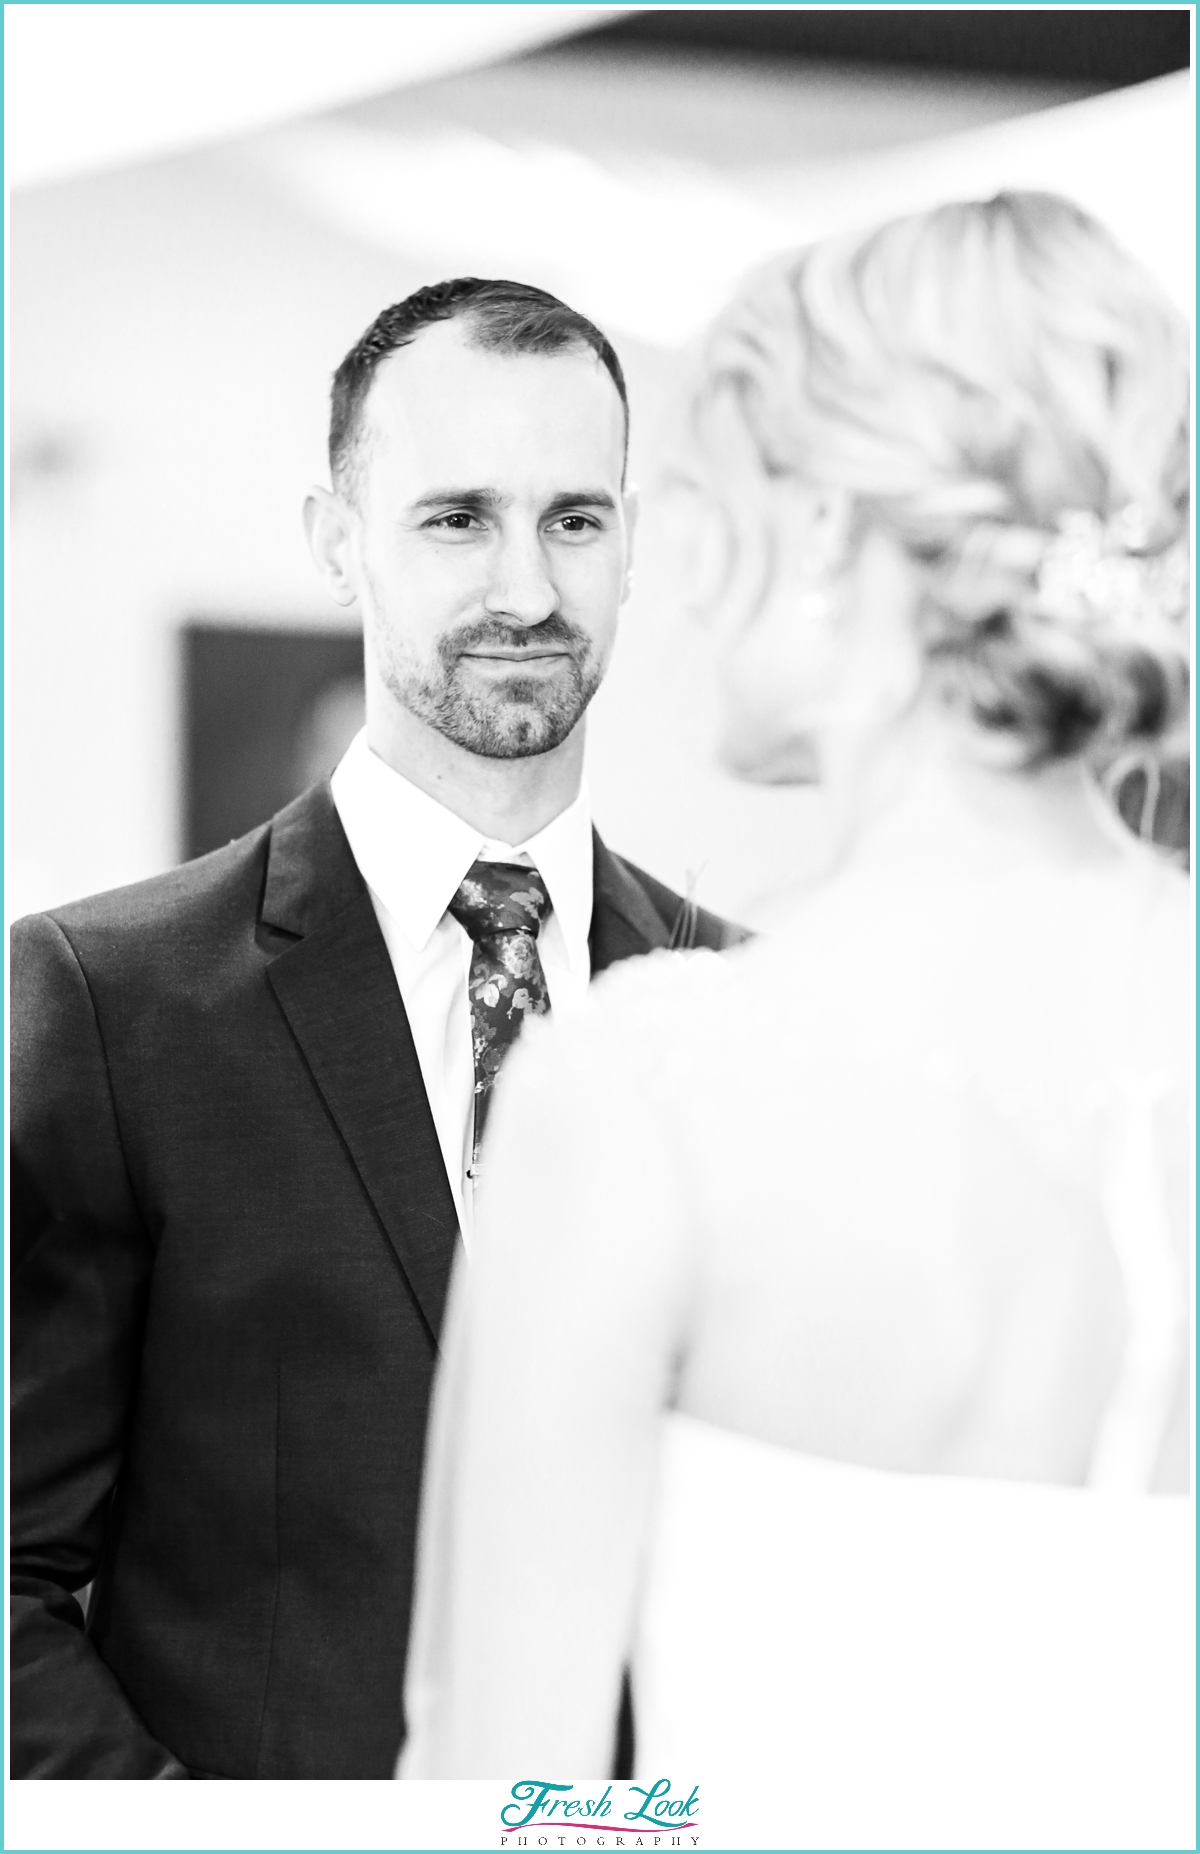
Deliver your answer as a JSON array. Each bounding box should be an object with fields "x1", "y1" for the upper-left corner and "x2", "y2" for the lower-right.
[
  {"x1": 429, "y1": 512, "x2": 483, "y2": 531},
  {"x1": 550, "y1": 515, "x2": 599, "y2": 535}
]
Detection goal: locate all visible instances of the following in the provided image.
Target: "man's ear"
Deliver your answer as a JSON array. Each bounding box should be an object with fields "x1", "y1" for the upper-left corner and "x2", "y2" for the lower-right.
[
  {"x1": 303, "y1": 487, "x2": 359, "y2": 609},
  {"x1": 620, "y1": 483, "x2": 640, "y2": 604}
]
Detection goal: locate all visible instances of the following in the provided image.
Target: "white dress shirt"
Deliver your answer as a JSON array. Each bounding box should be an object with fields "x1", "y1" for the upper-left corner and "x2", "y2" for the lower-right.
[{"x1": 330, "y1": 729, "x2": 593, "y2": 1245}]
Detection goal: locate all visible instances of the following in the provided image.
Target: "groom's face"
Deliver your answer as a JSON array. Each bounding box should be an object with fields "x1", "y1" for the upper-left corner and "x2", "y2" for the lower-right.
[{"x1": 346, "y1": 321, "x2": 634, "y2": 759}]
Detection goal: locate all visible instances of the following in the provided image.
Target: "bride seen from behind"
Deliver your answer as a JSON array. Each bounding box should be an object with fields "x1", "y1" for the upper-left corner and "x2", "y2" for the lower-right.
[{"x1": 399, "y1": 194, "x2": 1192, "y2": 1847}]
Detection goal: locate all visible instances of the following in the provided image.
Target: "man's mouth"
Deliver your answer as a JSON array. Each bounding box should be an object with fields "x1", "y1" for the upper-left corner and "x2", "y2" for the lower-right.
[{"x1": 459, "y1": 646, "x2": 571, "y2": 662}]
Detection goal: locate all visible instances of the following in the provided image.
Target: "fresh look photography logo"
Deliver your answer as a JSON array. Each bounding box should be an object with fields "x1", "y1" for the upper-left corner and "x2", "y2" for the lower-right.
[{"x1": 500, "y1": 1779, "x2": 701, "y2": 1848}]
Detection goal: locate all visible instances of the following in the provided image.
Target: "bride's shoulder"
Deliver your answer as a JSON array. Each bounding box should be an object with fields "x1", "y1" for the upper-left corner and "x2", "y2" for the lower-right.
[
  {"x1": 1113, "y1": 856, "x2": 1191, "y2": 1062},
  {"x1": 506, "y1": 945, "x2": 745, "y2": 1107},
  {"x1": 578, "y1": 943, "x2": 740, "y2": 1049},
  {"x1": 592, "y1": 943, "x2": 739, "y2": 1013},
  {"x1": 1133, "y1": 854, "x2": 1191, "y2": 950}
]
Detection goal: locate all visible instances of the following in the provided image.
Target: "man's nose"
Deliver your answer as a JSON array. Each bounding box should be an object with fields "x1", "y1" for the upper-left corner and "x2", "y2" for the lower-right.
[{"x1": 482, "y1": 526, "x2": 558, "y2": 626}]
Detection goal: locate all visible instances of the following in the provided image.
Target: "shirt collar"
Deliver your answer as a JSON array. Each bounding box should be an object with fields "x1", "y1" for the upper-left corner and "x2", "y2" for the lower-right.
[
  {"x1": 330, "y1": 729, "x2": 593, "y2": 966},
  {"x1": 492, "y1": 785, "x2": 594, "y2": 974}
]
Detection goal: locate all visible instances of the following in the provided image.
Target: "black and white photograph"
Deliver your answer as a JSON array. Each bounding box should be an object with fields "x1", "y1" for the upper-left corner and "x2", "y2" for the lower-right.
[{"x1": 6, "y1": 5, "x2": 1194, "y2": 1850}]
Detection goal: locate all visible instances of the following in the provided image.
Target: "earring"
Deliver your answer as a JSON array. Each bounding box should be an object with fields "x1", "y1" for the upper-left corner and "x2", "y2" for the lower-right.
[{"x1": 796, "y1": 588, "x2": 832, "y2": 622}]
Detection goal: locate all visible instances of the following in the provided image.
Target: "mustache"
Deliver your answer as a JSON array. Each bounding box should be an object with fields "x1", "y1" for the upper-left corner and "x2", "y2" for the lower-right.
[{"x1": 442, "y1": 614, "x2": 591, "y2": 657}]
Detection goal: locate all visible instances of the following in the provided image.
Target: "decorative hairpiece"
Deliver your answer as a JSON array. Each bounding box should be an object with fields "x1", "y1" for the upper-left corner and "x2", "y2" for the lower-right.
[{"x1": 1035, "y1": 504, "x2": 1189, "y2": 631}]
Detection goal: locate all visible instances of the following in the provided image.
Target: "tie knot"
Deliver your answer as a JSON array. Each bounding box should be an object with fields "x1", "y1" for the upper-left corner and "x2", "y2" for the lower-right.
[{"x1": 448, "y1": 861, "x2": 552, "y2": 942}]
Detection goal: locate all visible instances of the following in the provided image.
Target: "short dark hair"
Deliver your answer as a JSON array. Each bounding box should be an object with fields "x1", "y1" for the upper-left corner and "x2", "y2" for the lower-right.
[{"x1": 329, "y1": 277, "x2": 629, "y2": 499}]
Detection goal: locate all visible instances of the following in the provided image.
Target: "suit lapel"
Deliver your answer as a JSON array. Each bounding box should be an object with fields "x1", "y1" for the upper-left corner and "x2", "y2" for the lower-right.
[
  {"x1": 589, "y1": 830, "x2": 672, "y2": 973},
  {"x1": 255, "y1": 797, "x2": 668, "y2": 1339},
  {"x1": 261, "y1": 784, "x2": 460, "y2": 1342}
]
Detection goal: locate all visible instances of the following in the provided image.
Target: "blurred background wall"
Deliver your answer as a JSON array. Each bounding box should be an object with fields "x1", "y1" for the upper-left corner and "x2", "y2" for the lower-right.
[{"x1": 7, "y1": 5, "x2": 1192, "y2": 927}]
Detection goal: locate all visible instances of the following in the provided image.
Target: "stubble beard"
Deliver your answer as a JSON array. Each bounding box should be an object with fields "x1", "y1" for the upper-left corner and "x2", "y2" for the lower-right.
[{"x1": 381, "y1": 614, "x2": 604, "y2": 760}]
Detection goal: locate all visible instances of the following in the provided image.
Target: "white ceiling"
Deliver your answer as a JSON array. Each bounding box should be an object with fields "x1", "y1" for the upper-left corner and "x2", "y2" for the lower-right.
[
  {"x1": 252, "y1": 69, "x2": 1193, "y2": 348},
  {"x1": 8, "y1": 6, "x2": 1190, "y2": 347},
  {"x1": 4, "y1": 1, "x2": 620, "y2": 188}
]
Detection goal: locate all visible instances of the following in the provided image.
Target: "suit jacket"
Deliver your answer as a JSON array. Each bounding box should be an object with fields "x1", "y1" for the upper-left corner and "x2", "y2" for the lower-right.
[{"x1": 10, "y1": 781, "x2": 742, "y2": 1779}]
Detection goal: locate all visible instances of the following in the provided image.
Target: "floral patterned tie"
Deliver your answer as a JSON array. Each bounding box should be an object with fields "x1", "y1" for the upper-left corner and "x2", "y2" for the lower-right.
[{"x1": 448, "y1": 861, "x2": 552, "y2": 1164}]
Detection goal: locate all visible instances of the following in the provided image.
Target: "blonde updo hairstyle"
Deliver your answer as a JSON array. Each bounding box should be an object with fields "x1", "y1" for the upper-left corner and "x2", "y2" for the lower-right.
[{"x1": 687, "y1": 192, "x2": 1190, "y2": 766}]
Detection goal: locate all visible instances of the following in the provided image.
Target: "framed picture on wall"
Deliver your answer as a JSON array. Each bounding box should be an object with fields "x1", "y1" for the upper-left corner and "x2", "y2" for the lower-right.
[{"x1": 182, "y1": 622, "x2": 364, "y2": 860}]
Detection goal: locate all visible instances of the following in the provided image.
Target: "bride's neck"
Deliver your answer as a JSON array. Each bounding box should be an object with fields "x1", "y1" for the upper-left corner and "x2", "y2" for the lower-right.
[{"x1": 824, "y1": 704, "x2": 1129, "y2": 882}]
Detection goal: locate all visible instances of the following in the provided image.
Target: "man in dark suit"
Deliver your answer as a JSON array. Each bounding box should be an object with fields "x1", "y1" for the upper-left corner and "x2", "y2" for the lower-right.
[{"x1": 11, "y1": 278, "x2": 740, "y2": 1778}]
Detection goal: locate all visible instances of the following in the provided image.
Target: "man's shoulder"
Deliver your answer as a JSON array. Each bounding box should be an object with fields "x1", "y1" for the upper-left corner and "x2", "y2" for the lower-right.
[
  {"x1": 608, "y1": 852, "x2": 751, "y2": 952},
  {"x1": 12, "y1": 822, "x2": 274, "y2": 970}
]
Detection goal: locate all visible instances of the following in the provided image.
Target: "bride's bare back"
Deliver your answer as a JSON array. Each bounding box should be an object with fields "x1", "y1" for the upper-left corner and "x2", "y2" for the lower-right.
[
  {"x1": 669, "y1": 859, "x2": 1188, "y2": 1490},
  {"x1": 400, "y1": 844, "x2": 1189, "y2": 1776}
]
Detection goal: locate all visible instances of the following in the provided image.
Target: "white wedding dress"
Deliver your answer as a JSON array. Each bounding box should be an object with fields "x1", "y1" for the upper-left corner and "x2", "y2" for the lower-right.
[
  {"x1": 634, "y1": 1419, "x2": 1192, "y2": 1848},
  {"x1": 401, "y1": 839, "x2": 1192, "y2": 1849}
]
